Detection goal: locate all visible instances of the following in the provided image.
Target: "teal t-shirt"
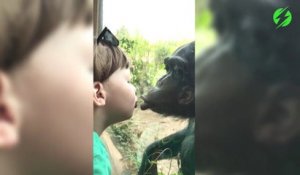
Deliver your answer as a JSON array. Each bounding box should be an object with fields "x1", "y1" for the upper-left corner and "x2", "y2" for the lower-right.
[{"x1": 93, "y1": 132, "x2": 111, "y2": 175}]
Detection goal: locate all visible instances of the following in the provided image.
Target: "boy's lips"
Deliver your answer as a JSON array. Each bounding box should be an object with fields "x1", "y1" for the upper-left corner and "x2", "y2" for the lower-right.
[
  {"x1": 134, "y1": 96, "x2": 138, "y2": 108},
  {"x1": 134, "y1": 101, "x2": 138, "y2": 108}
]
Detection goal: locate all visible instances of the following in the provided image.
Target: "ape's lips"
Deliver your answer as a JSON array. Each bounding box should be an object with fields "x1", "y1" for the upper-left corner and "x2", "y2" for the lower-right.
[{"x1": 140, "y1": 96, "x2": 153, "y2": 110}]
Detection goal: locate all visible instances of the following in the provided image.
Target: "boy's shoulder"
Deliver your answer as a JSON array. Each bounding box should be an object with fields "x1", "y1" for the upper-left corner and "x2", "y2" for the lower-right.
[{"x1": 93, "y1": 132, "x2": 111, "y2": 175}]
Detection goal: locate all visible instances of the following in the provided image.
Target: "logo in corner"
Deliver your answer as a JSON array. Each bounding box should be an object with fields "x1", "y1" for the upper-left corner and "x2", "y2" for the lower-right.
[{"x1": 273, "y1": 7, "x2": 292, "y2": 29}]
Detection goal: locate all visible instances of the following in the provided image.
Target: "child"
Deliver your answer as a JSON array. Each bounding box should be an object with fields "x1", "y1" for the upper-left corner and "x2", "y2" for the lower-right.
[
  {"x1": 93, "y1": 27, "x2": 137, "y2": 175},
  {"x1": 0, "y1": 1, "x2": 93, "y2": 175}
]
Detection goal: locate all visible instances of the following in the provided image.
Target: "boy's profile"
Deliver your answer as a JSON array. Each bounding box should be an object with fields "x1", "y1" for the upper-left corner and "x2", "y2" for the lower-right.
[{"x1": 93, "y1": 27, "x2": 137, "y2": 175}]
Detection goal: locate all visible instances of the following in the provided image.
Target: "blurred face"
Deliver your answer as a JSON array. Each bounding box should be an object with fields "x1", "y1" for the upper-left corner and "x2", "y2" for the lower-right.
[
  {"x1": 102, "y1": 68, "x2": 137, "y2": 124},
  {"x1": 195, "y1": 47, "x2": 266, "y2": 171},
  {"x1": 9, "y1": 23, "x2": 93, "y2": 174}
]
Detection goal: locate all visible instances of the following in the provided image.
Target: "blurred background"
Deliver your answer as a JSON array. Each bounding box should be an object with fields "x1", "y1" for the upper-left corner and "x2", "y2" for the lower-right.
[{"x1": 195, "y1": 0, "x2": 216, "y2": 55}]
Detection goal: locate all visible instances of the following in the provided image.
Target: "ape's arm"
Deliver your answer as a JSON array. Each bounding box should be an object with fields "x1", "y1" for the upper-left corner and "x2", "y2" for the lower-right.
[{"x1": 138, "y1": 126, "x2": 189, "y2": 175}]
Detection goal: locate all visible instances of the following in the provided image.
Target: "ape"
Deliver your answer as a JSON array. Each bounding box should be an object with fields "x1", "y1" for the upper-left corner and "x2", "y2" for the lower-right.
[{"x1": 138, "y1": 41, "x2": 195, "y2": 175}]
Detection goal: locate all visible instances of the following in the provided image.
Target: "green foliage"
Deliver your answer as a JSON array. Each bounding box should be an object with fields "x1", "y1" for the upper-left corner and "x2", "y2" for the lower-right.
[
  {"x1": 116, "y1": 27, "x2": 189, "y2": 101},
  {"x1": 195, "y1": 0, "x2": 217, "y2": 55},
  {"x1": 108, "y1": 121, "x2": 140, "y2": 172},
  {"x1": 155, "y1": 46, "x2": 169, "y2": 62},
  {"x1": 196, "y1": 0, "x2": 212, "y2": 29}
]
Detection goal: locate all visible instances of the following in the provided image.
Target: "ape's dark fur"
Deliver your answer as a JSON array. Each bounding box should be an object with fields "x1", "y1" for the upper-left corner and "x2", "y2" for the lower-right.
[
  {"x1": 139, "y1": 42, "x2": 195, "y2": 175},
  {"x1": 210, "y1": 0, "x2": 300, "y2": 84},
  {"x1": 195, "y1": 0, "x2": 300, "y2": 174}
]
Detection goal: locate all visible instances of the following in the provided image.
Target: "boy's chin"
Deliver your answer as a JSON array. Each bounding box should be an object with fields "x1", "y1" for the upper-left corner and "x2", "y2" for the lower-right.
[{"x1": 123, "y1": 112, "x2": 134, "y2": 120}]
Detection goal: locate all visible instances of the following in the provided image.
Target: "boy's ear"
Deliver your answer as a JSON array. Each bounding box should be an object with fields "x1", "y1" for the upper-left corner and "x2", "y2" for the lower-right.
[
  {"x1": 93, "y1": 82, "x2": 106, "y2": 106},
  {"x1": 254, "y1": 84, "x2": 300, "y2": 145},
  {"x1": 178, "y1": 86, "x2": 194, "y2": 105},
  {"x1": 0, "y1": 72, "x2": 19, "y2": 149}
]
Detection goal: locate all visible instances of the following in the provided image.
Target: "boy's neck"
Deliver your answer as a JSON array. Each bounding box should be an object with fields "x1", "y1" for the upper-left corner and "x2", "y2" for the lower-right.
[{"x1": 94, "y1": 108, "x2": 108, "y2": 135}]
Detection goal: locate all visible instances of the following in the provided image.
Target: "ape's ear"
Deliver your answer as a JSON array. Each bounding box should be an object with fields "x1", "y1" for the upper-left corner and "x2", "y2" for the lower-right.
[
  {"x1": 254, "y1": 84, "x2": 300, "y2": 145},
  {"x1": 93, "y1": 82, "x2": 106, "y2": 106},
  {"x1": 178, "y1": 86, "x2": 194, "y2": 105},
  {"x1": 0, "y1": 72, "x2": 20, "y2": 149}
]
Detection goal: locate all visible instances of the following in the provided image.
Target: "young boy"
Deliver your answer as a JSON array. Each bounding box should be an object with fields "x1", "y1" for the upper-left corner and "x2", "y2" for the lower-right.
[{"x1": 93, "y1": 27, "x2": 137, "y2": 175}]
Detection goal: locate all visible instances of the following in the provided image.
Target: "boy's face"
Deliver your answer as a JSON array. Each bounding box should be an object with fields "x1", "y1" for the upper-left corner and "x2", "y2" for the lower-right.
[
  {"x1": 102, "y1": 68, "x2": 137, "y2": 123},
  {"x1": 8, "y1": 23, "x2": 93, "y2": 174}
]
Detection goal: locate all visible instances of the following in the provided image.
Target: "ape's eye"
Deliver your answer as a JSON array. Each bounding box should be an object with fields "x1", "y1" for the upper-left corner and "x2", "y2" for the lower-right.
[
  {"x1": 164, "y1": 58, "x2": 171, "y2": 72},
  {"x1": 156, "y1": 74, "x2": 167, "y2": 86},
  {"x1": 165, "y1": 65, "x2": 170, "y2": 72},
  {"x1": 172, "y1": 68, "x2": 184, "y2": 79}
]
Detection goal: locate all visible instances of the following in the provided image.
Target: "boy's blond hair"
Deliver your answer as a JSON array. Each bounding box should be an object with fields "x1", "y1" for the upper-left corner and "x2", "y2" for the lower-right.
[{"x1": 94, "y1": 42, "x2": 129, "y2": 82}]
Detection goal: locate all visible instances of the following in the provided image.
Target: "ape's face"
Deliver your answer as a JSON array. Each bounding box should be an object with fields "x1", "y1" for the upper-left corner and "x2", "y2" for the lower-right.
[{"x1": 140, "y1": 42, "x2": 195, "y2": 117}]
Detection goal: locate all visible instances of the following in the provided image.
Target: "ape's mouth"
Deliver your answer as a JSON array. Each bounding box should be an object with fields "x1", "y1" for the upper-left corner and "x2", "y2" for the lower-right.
[{"x1": 140, "y1": 96, "x2": 154, "y2": 110}]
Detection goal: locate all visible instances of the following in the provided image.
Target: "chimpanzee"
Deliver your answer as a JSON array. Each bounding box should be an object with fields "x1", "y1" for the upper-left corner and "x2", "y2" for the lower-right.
[
  {"x1": 195, "y1": 0, "x2": 300, "y2": 174},
  {"x1": 138, "y1": 41, "x2": 195, "y2": 175}
]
